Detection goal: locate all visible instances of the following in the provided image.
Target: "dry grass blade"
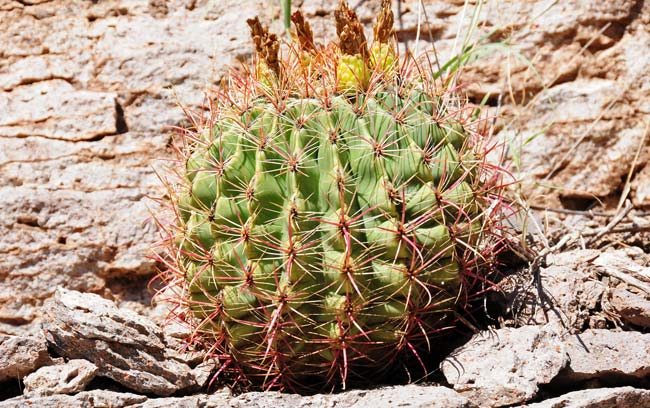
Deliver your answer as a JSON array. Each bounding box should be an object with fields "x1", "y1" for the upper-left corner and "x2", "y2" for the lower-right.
[{"x1": 617, "y1": 120, "x2": 649, "y2": 210}]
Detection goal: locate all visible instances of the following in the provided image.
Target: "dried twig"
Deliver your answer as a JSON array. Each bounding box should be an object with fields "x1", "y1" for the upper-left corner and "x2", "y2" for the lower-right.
[
  {"x1": 529, "y1": 205, "x2": 617, "y2": 218},
  {"x1": 593, "y1": 261, "x2": 650, "y2": 295},
  {"x1": 586, "y1": 200, "x2": 634, "y2": 244},
  {"x1": 579, "y1": 223, "x2": 650, "y2": 236},
  {"x1": 617, "y1": 120, "x2": 649, "y2": 210}
]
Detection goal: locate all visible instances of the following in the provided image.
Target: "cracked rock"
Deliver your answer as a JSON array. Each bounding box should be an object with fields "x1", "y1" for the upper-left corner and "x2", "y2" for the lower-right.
[
  {"x1": 220, "y1": 385, "x2": 474, "y2": 408},
  {"x1": 0, "y1": 334, "x2": 54, "y2": 383},
  {"x1": 527, "y1": 387, "x2": 650, "y2": 408},
  {"x1": 1, "y1": 385, "x2": 474, "y2": 408},
  {"x1": 0, "y1": 390, "x2": 148, "y2": 408},
  {"x1": 607, "y1": 288, "x2": 650, "y2": 328},
  {"x1": 23, "y1": 359, "x2": 98, "y2": 397},
  {"x1": 441, "y1": 325, "x2": 569, "y2": 407},
  {"x1": 43, "y1": 288, "x2": 198, "y2": 396},
  {"x1": 339, "y1": 385, "x2": 474, "y2": 408},
  {"x1": 501, "y1": 249, "x2": 608, "y2": 331},
  {"x1": 0, "y1": 80, "x2": 118, "y2": 141},
  {"x1": 558, "y1": 329, "x2": 650, "y2": 383}
]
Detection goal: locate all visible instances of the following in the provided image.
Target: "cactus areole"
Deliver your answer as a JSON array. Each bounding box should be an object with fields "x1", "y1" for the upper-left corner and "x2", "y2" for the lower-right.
[{"x1": 160, "y1": 0, "x2": 508, "y2": 393}]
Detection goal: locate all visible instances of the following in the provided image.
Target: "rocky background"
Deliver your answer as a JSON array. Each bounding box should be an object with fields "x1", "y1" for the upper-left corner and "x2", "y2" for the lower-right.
[{"x1": 1, "y1": 0, "x2": 649, "y2": 406}]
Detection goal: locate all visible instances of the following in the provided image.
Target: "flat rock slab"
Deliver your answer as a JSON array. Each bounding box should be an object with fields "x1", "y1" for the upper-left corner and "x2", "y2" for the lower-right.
[
  {"x1": 0, "y1": 334, "x2": 54, "y2": 382},
  {"x1": 560, "y1": 329, "x2": 650, "y2": 382},
  {"x1": 43, "y1": 288, "x2": 197, "y2": 396},
  {"x1": 0, "y1": 390, "x2": 148, "y2": 408},
  {"x1": 0, "y1": 80, "x2": 117, "y2": 141},
  {"x1": 502, "y1": 249, "x2": 608, "y2": 330},
  {"x1": 607, "y1": 287, "x2": 650, "y2": 328},
  {"x1": 0, "y1": 385, "x2": 474, "y2": 408},
  {"x1": 24, "y1": 359, "x2": 98, "y2": 396},
  {"x1": 527, "y1": 387, "x2": 650, "y2": 408},
  {"x1": 336, "y1": 385, "x2": 474, "y2": 408},
  {"x1": 228, "y1": 385, "x2": 474, "y2": 408},
  {"x1": 441, "y1": 325, "x2": 569, "y2": 407}
]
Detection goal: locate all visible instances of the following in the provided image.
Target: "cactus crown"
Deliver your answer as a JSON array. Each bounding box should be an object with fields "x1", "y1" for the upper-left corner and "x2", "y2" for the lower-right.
[{"x1": 157, "y1": 0, "x2": 509, "y2": 393}]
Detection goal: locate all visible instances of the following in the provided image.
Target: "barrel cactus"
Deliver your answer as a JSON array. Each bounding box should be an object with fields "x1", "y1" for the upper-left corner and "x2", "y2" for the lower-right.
[{"x1": 159, "y1": 0, "x2": 508, "y2": 393}]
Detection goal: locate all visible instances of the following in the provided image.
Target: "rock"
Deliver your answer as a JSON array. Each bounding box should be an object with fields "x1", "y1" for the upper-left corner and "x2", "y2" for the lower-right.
[
  {"x1": 441, "y1": 325, "x2": 569, "y2": 407},
  {"x1": 559, "y1": 329, "x2": 650, "y2": 382},
  {"x1": 534, "y1": 79, "x2": 620, "y2": 124},
  {"x1": 0, "y1": 385, "x2": 473, "y2": 408},
  {"x1": 225, "y1": 391, "x2": 304, "y2": 408},
  {"x1": 0, "y1": 132, "x2": 163, "y2": 325},
  {"x1": 591, "y1": 249, "x2": 650, "y2": 327},
  {"x1": 0, "y1": 0, "x2": 267, "y2": 335},
  {"x1": 631, "y1": 164, "x2": 650, "y2": 208},
  {"x1": 136, "y1": 389, "x2": 231, "y2": 408},
  {"x1": 0, "y1": 390, "x2": 147, "y2": 408},
  {"x1": 501, "y1": 249, "x2": 608, "y2": 331},
  {"x1": 456, "y1": 0, "x2": 650, "y2": 205},
  {"x1": 0, "y1": 334, "x2": 54, "y2": 382},
  {"x1": 527, "y1": 387, "x2": 650, "y2": 408},
  {"x1": 0, "y1": 54, "x2": 90, "y2": 91},
  {"x1": 222, "y1": 385, "x2": 473, "y2": 408},
  {"x1": 520, "y1": 79, "x2": 645, "y2": 200},
  {"x1": 341, "y1": 385, "x2": 474, "y2": 408},
  {"x1": 593, "y1": 249, "x2": 650, "y2": 293},
  {"x1": 607, "y1": 288, "x2": 650, "y2": 328},
  {"x1": 192, "y1": 359, "x2": 218, "y2": 389},
  {"x1": 138, "y1": 395, "x2": 217, "y2": 408},
  {"x1": 43, "y1": 288, "x2": 198, "y2": 396},
  {"x1": 0, "y1": 80, "x2": 118, "y2": 141},
  {"x1": 23, "y1": 359, "x2": 98, "y2": 396}
]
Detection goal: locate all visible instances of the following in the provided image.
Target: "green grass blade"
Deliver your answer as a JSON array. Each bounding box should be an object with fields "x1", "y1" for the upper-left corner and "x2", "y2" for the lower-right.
[{"x1": 281, "y1": 0, "x2": 291, "y2": 35}]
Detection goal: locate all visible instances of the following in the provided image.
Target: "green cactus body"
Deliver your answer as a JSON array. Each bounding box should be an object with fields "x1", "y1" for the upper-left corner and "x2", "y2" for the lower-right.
[{"x1": 164, "y1": 2, "x2": 506, "y2": 393}]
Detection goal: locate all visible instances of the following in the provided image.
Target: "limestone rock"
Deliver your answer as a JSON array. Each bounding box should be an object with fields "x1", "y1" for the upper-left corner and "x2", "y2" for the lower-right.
[
  {"x1": 559, "y1": 329, "x2": 650, "y2": 382},
  {"x1": 631, "y1": 164, "x2": 650, "y2": 208},
  {"x1": 0, "y1": 0, "x2": 265, "y2": 334},
  {"x1": 0, "y1": 334, "x2": 54, "y2": 382},
  {"x1": 218, "y1": 385, "x2": 473, "y2": 408},
  {"x1": 23, "y1": 359, "x2": 98, "y2": 397},
  {"x1": 441, "y1": 325, "x2": 569, "y2": 407},
  {"x1": 0, "y1": 131, "x2": 166, "y2": 325},
  {"x1": 0, "y1": 80, "x2": 118, "y2": 141},
  {"x1": 1, "y1": 386, "x2": 472, "y2": 408},
  {"x1": 219, "y1": 392, "x2": 304, "y2": 408},
  {"x1": 139, "y1": 395, "x2": 226, "y2": 408},
  {"x1": 607, "y1": 288, "x2": 650, "y2": 328},
  {"x1": 527, "y1": 387, "x2": 650, "y2": 408},
  {"x1": 0, "y1": 390, "x2": 147, "y2": 408},
  {"x1": 43, "y1": 288, "x2": 198, "y2": 396},
  {"x1": 501, "y1": 249, "x2": 608, "y2": 331},
  {"x1": 341, "y1": 385, "x2": 474, "y2": 408},
  {"x1": 458, "y1": 0, "x2": 650, "y2": 204}
]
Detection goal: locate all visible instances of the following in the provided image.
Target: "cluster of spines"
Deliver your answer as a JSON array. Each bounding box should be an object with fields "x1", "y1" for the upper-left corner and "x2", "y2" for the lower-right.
[{"x1": 151, "y1": 0, "x2": 510, "y2": 393}]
